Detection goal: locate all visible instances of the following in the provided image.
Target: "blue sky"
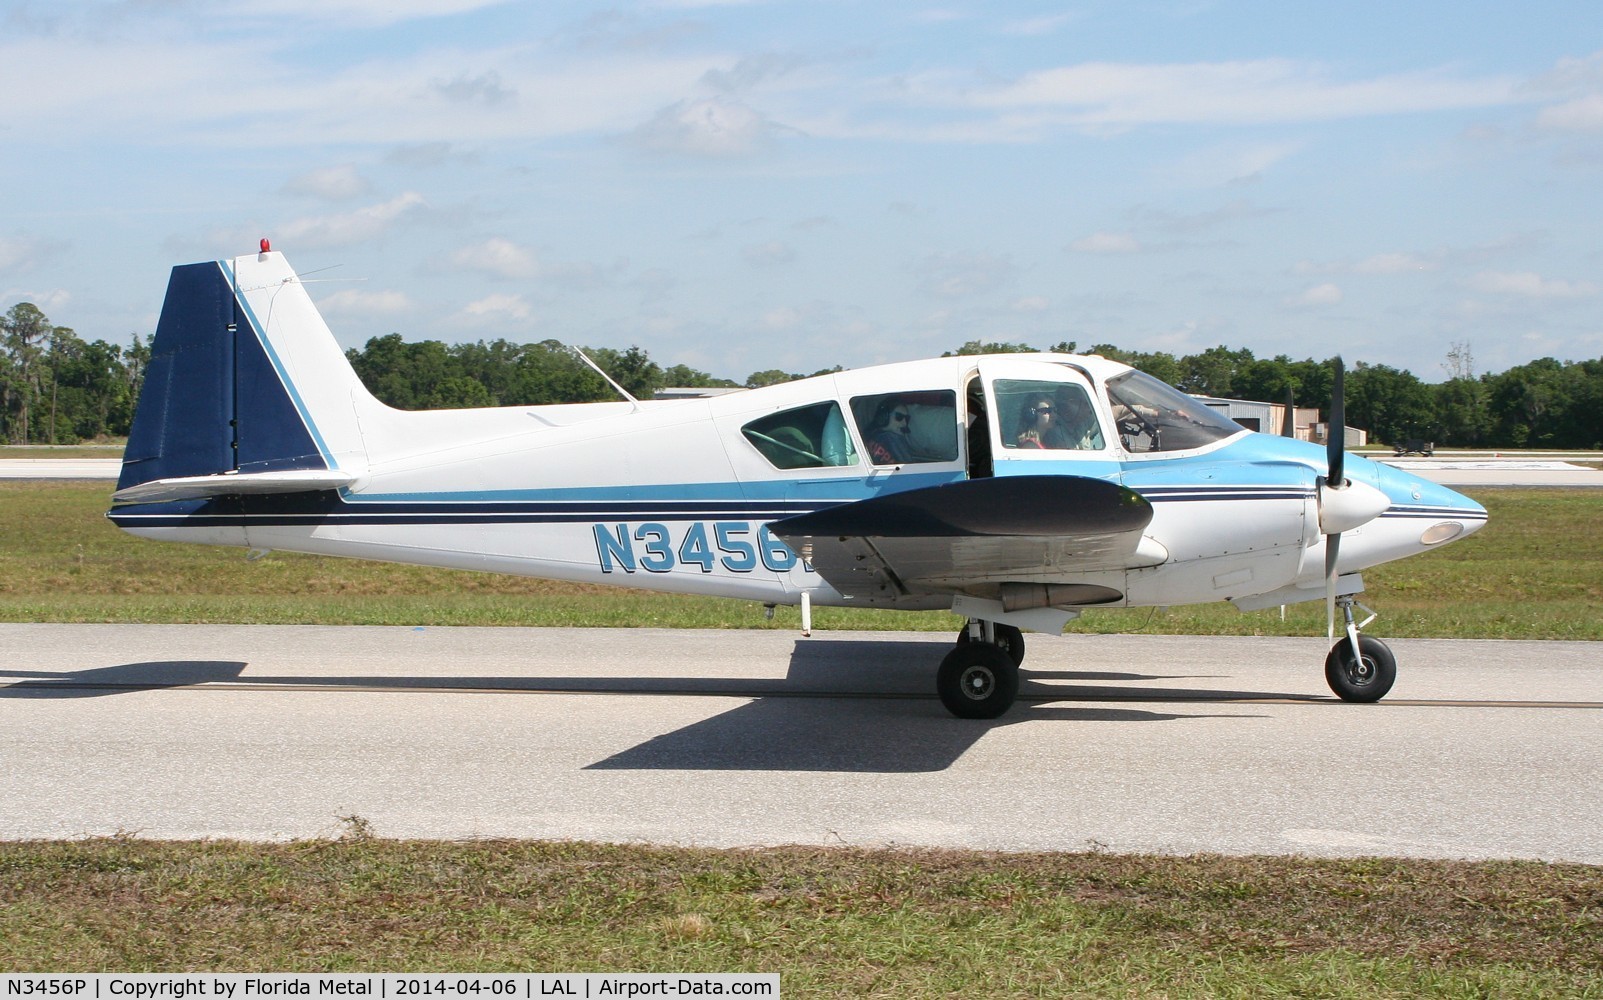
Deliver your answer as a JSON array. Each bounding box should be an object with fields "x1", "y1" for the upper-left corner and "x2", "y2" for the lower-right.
[{"x1": 3, "y1": 1, "x2": 1600, "y2": 384}]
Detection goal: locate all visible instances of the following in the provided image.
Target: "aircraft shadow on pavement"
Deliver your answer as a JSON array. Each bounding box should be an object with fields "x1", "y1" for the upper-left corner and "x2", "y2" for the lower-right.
[
  {"x1": 587, "y1": 640, "x2": 1265, "y2": 773},
  {"x1": 584, "y1": 698, "x2": 1253, "y2": 773},
  {"x1": 0, "y1": 661, "x2": 248, "y2": 699},
  {"x1": 3, "y1": 642, "x2": 1282, "y2": 773}
]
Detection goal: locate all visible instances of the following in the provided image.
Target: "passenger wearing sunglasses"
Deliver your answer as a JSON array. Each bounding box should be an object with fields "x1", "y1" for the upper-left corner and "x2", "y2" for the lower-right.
[
  {"x1": 867, "y1": 398, "x2": 916, "y2": 465},
  {"x1": 1015, "y1": 397, "x2": 1071, "y2": 449}
]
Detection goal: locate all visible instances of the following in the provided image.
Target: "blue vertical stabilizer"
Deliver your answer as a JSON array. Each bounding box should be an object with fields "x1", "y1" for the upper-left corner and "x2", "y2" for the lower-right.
[{"x1": 117, "y1": 260, "x2": 328, "y2": 492}]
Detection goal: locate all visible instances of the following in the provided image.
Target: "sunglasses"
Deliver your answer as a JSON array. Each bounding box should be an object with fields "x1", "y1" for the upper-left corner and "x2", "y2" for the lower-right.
[
  {"x1": 1034, "y1": 406, "x2": 1055, "y2": 416},
  {"x1": 891, "y1": 411, "x2": 910, "y2": 422}
]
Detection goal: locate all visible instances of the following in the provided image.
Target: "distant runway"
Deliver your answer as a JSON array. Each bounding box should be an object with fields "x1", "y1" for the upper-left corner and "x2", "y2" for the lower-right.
[{"x1": 3, "y1": 624, "x2": 1599, "y2": 863}]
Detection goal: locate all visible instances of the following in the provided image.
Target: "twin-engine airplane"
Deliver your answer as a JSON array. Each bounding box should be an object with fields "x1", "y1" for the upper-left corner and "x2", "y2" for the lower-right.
[{"x1": 110, "y1": 246, "x2": 1487, "y2": 718}]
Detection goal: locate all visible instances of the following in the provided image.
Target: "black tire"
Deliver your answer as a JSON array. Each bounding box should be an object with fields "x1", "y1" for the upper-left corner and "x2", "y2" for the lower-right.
[
  {"x1": 955, "y1": 623, "x2": 1026, "y2": 666},
  {"x1": 1325, "y1": 635, "x2": 1397, "y2": 702},
  {"x1": 937, "y1": 643, "x2": 1020, "y2": 719}
]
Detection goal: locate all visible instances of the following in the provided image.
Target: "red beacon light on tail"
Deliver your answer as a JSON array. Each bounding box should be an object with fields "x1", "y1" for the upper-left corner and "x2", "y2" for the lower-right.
[{"x1": 259, "y1": 238, "x2": 272, "y2": 254}]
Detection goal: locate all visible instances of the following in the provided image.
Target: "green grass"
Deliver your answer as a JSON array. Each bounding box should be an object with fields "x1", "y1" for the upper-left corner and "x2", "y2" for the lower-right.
[
  {"x1": 0, "y1": 445, "x2": 123, "y2": 457},
  {"x1": 1, "y1": 482, "x2": 1598, "y2": 638},
  {"x1": 2, "y1": 839, "x2": 1599, "y2": 996}
]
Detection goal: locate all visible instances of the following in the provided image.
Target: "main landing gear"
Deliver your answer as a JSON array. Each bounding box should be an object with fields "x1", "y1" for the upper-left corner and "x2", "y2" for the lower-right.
[
  {"x1": 939, "y1": 621, "x2": 1026, "y2": 719},
  {"x1": 1325, "y1": 594, "x2": 1396, "y2": 702},
  {"x1": 935, "y1": 599, "x2": 1397, "y2": 717}
]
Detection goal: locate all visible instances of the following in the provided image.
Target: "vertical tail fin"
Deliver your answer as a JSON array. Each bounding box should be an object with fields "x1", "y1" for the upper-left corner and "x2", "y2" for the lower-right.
[{"x1": 117, "y1": 250, "x2": 376, "y2": 496}]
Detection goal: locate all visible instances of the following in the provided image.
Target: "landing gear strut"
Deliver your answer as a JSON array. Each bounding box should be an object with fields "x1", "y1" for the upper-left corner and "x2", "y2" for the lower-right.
[
  {"x1": 938, "y1": 620, "x2": 1024, "y2": 719},
  {"x1": 1325, "y1": 594, "x2": 1395, "y2": 702}
]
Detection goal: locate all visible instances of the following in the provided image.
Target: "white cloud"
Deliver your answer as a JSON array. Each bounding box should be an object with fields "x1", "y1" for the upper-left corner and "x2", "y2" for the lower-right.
[
  {"x1": 742, "y1": 241, "x2": 795, "y2": 266},
  {"x1": 1287, "y1": 283, "x2": 1343, "y2": 307},
  {"x1": 1354, "y1": 252, "x2": 1441, "y2": 274},
  {"x1": 928, "y1": 59, "x2": 1520, "y2": 130},
  {"x1": 283, "y1": 165, "x2": 373, "y2": 201},
  {"x1": 462, "y1": 293, "x2": 535, "y2": 324},
  {"x1": 0, "y1": 28, "x2": 719, "y2": 148},
  {"x1": 0, "y1": 236, "x2": 37, "y2": 271},
  {"x1": 1011, "y1": 296, "x2": 1049, "y2": 313},
  {"x1": 451, "y1": 238, "x2": 541, "y2": 280},
  {"x1": 1133, "y1": 199, "x2": 1280, "y2": 234},
  {"x1": 431, "y1": 70, "x2": 517, "y2": 107},
  {"x1": 2, "y1": 288, "x2": 71, "y2": 312},
  {"x1": 1536, "y1": 93, "x2": 1603, "y2": 132},
  {"x1": 1070, "y1": 231, "x2": 1141, "y2": 254},
  {"x1": 1161, "y1": 140, "x2": 1304, "y2": 186},
  {"x1": 630, "y1": 97, "x2": 783, "y2": 156},
  {"x1": 917, "y1": 252, "x2": 1018, "y2": 299},
  {"x1": 1472, "y1": 271, "x2": 1598, "y2": 299},
  {"x1": 316, "y1": 288, "x2": 416, "y2": 315},
  {"x1": 215, "y1": 0, "x2": 513, "y2": 28},
  {"x1": 999, "y1": 14, "x2": 1077, "y2": 36},
  {"x1": 760, "y1": 306, "x2": 802, "y2": 330},
  {"x1": 278, "y1": 193, "x2": 426, "y2": 248},
  {"x1": 1300, "y1": 252, "x2": 1442, "y2": 275}
]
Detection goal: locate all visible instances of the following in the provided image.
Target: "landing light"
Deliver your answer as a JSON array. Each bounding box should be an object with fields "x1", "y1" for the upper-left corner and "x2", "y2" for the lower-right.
[{"x1": 1420, "y1": 522, "x2": 1464, "y2": 546}]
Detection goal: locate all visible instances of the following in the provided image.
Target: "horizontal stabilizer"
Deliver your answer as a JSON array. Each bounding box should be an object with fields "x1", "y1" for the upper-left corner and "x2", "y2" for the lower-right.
[{"x1": 111, "y1": 469, "x2": 357, "y2": 505}]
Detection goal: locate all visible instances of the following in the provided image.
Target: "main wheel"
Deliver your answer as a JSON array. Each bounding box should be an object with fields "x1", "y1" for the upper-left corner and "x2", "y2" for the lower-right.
[
  {"x1": 1324, "y1": 635, "x2": 1397, "y2": 702},
  {"x1": 955, "y1": 623, "x2": 1026, "y2": 666},
  {"x1": 937, "y1": 643, "x2": 1020, "y2": 719}
]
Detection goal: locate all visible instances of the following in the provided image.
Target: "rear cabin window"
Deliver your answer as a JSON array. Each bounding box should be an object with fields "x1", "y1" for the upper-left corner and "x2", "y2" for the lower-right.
[
  {"x1": 850, "y1": 390, "x2": 959, "y2": 466},
  {"x1": 741, "y1": 401, "x2": 858, "y2": 470}
]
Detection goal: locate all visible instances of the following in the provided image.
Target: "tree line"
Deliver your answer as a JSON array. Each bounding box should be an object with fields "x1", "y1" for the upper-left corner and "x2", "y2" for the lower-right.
[
  {"x1": 3, "y1": 301, "x2": 1599, "y2": 449},
  {"x1": 1, "y1": 304, "x2": 149, "y2": 446}
]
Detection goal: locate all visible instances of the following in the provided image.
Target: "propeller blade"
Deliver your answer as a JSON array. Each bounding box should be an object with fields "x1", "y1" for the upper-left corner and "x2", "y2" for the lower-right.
[
  {"x1": 1281, "y1": 386, "x2": 1296, "y2": 438},
  {"x1": 1327, "y1": 357, "x2": 1345, "y2": 486},
  {"x1": 1325, "y1": 532, "x2": 1340, "y2": 641}
]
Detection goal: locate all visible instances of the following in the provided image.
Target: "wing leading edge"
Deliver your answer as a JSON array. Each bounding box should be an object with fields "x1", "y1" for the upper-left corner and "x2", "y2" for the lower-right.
[{"x1": 771, "y1": 475, "x2": 1165, "y2": 603}]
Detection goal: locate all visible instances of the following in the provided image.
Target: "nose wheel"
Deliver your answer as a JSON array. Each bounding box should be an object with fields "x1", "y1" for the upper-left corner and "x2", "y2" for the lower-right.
[{"x1": 1325, "y1": 634, "x2": 1396, "y2": 702}]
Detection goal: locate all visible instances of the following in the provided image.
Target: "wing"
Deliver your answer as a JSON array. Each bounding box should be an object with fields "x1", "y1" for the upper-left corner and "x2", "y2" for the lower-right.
[{"x1": 771, "y1": 475, "x2": 1166, "y2": 603}]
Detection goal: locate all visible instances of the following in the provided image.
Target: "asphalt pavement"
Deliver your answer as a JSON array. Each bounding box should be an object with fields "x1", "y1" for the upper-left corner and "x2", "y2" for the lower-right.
[{"x1": 3, "y1": 624, "x2": 1598, "y2": 862}]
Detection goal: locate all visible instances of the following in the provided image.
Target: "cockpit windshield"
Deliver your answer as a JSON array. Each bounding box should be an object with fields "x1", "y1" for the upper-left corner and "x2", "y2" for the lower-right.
[{"x1": 1105, "y1": 369, "x2": 1243, "y2": 453}]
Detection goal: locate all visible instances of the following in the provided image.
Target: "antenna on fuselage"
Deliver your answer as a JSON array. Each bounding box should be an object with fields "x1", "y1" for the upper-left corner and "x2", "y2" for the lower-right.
[{"x1": 570, "y1": 346, "x2": 641, "y2": 411}]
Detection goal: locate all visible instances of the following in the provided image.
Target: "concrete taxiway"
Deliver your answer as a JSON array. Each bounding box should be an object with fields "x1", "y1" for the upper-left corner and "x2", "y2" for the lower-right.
[{"x1": 2, "y1": 623, "x2": 1598, "y2": 862}]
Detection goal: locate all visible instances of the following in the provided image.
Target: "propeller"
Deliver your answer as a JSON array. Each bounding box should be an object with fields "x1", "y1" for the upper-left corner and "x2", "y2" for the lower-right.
[
  {"x1": 1324, "y1": 359, "x2": 1345, "y2": 639},
  {"x1": 1281, "y1": 386, "x2": 1296, "y2": 438},
  {"x1": 1327, "y1": 360, "x2": 1345, "y2": 489},
  {"x1": 1316, "y1": 357, "x2": 1388, "y2": 639}
]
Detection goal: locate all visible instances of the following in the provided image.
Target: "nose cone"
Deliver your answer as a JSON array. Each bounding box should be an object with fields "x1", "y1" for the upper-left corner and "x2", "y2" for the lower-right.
[{"x1": 1376, "y1": 461, "x2": 1489, "y2": 545}]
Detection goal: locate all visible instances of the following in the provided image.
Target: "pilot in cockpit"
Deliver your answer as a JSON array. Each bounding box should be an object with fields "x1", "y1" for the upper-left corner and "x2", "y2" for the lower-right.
[
  {"x1": 1014, "y1": 396, "x2": 1069, "y2": 449},
  {"x1": 866, "y1": 397, "x2": 915, "y2": 464},
  {"x1": 1014, "y1": 391, "x2": 1102, "y2": 450}
]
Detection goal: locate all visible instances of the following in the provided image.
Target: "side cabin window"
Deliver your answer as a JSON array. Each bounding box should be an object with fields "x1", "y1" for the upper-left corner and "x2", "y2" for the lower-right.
[
  {"x1": 850, "y1": 390, "x2": 959, "y2": 466},
  {"x1": 1105, "y1": 369, "x2": 1243, "y2": 453},
  {"x1": 995, "y1": 379, "x2": 1105, "y2": 451},
  {"x1": 741, "y1": 401, "x2": 858, "y2": 470}
]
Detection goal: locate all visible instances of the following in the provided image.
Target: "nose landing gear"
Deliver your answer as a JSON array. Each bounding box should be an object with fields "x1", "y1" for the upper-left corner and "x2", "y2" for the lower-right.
[{"x1": 1325, "y1": 594, "x2": 1396, "y2": 702}]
